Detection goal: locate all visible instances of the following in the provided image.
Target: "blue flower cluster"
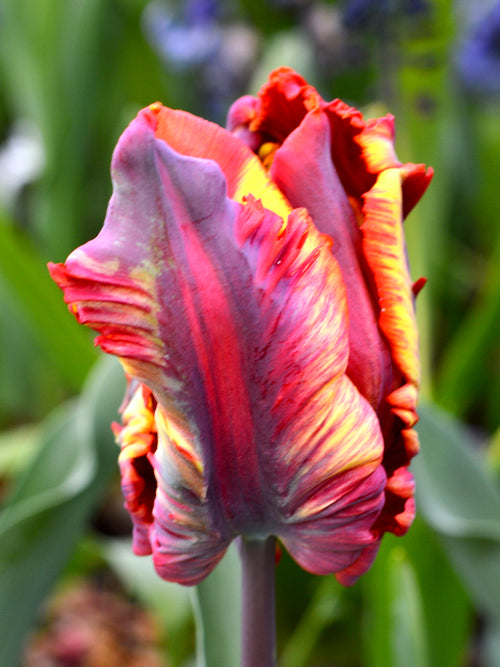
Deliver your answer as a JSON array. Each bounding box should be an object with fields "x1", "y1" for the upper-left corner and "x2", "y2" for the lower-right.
[{"x1": 456, "y1": 1, "x2": 500, "y2": 96}]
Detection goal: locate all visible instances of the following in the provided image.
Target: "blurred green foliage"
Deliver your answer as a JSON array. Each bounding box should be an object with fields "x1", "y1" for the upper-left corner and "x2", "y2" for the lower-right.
[{"x1": 1, "y1": 0, "x2": 500, "y2": 665}]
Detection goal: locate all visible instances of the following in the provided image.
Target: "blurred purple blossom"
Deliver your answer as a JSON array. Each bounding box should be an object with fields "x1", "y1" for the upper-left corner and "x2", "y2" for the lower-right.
[
  {"x1": 142, "y1": 0, "x2": 222, "y2": 70},
  {"x1": 342, "y1": 0, "x2": 430, "y2": 29},
  {"x1": 456, "y1": 1, "x2": 500, "y2": 95}
]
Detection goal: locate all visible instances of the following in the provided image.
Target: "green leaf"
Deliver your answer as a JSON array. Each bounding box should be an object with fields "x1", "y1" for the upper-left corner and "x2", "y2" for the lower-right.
[
  {"x1": 434, "y1": 227, "x2": 500, "y2": 423},
  {"x1": 0, "y1": 356, "x2": 124, "y2": 667},
  {"x1": 433, "y1": 103, "x2": 500, "y2": 430},
  {"x1": 397, "y1": 516, "x2": 472, "y2": 667},
  {"x1": 388, "y1": 549, "x2": 429, "y2": 667},
  {"x1": 192, "y1": 542, "x2": 242, "y2": 667},
  {"x1": 363, "y1": 537, "x2": 429, "y2": 667},
  {"x1": 0, "y1": 425, "x2": 40, "y2": 477},
  {"x1": 0, "y1": 217, "x2": 97, "y2": 390},
  {"x1": 395, "y1": 0, "x2": 456, "y2": 394},
  {"x1": 280, "y1": 576, "x2": 343, "y2": 667},
  {"x1": 414, "y1": 402, "x2": 500, "y2": 623}
]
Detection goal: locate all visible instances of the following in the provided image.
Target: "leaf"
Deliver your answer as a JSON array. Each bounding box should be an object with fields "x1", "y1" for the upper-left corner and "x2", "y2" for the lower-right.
[
  {"x1": 0, "y1": 217, "x2": 97, "y2": 390},
  {"x1": 395, "y1": 0, "x2": 456, "y2": 393},
  {"x1": 434, "y1": 228, "x2": 500, "y2": 423},
  {"x1": 192, "y1": 542, "x2": 242, "y2": 667},
  {"x1": 0, "y1": 356, "x2": 124, "y2": 667},
  {"x1": 279, "y1": 576, "x2": 343, "y2": 667},
  {"x1": 0, "y1": 425, "x2": 40, "y2": 477},
  {"x1": 388, "y1": 549, "x2": 429, "y2": 667},
  {"x1": 414, "y1": 402, "x2": 500, "y2": 623},
  {"x1": 433, "y1": 104, "x2": 500, "y2": 430},
  {"x1": 397, "y1": 516, "x2": 471, "y2": 667},
  {"x1": 362, "y1": 537, "x2": 429, "y2": 667}
]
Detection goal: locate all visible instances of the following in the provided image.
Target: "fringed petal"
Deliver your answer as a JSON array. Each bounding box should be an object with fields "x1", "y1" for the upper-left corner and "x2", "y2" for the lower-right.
[
  {"x1": 276, "y1": 378, "x2": 386, "y2": 577},
  {"x1": 247, "y1": 66, "x2": 322, "y2": 139},
  {"x1": 50, "y1": 70, "x2": 432, "y2": 586},
  {"x1": 232, "y1": 202, "x2": 387, "y2": 577},
  {"x1": 361, "y1": 168, "x2": 419, "y2": 387},
  {"x1": 227, "y1": 69, "x2": 432, "y2": 557},
  {"x1": 401, "y1": 162, "x2": 434, "y2": 218},
  {"x1": 324, "y1": 104, "x2": 433, "y2": 216},
  {"x1": 115, "y1": 383, "x2": 158, "y2": 555},
  {"x1": 227, "y1": 70, "x2": 432, "y2": 224},
  {"x1": 357, "y1": 166, "x2": 424, "y2": 541},
  {"x1": 233, "y1": 205, "x2": 386, "y2": 580}
]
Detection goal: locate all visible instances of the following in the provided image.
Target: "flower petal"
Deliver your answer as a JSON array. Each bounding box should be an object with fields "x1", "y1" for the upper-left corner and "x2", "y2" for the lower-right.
[
  {"x1": 235, "y1": 202, "x2": 386, "y2": 578},
  {"x1": 361, "y1": 168, "x2": 419, "y2": 387},
  {"x1": 145, "y1": 102, "x2": 292, "y2": 221},
  {"x1": 50, "y1": 107, "x2": 387, "y2": 583},
  {"x1": 227, "y1": 67, "x2": 321, "y2": 148},
  {"x1": 269, "y1": 107, "x2": 393, "y2": 408},
  {"x1": 359, "y1": 168, "x2": 424, "y2": 539},
  {"x1": 227, "y1": 69, "x2": 433, "y2": 221},
  {"x1": 352, "y1": 114, "x2": 433, "y2": 216}
]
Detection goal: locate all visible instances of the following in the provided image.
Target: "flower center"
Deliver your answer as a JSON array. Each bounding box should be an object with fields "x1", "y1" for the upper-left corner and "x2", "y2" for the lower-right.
[{"x1": 257, "y1": 141, "x2": 280, "y2": 170}]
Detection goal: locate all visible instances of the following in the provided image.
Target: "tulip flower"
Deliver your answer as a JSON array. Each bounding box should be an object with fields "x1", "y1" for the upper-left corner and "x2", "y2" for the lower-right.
[{"x1": 49, "y1": 67, "x2": 431, "y2": 665}]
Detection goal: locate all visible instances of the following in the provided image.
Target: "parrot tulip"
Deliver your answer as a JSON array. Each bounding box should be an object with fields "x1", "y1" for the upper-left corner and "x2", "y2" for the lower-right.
[{"x1": 49, "y1": 67, "x2": 432, "y2": 588}]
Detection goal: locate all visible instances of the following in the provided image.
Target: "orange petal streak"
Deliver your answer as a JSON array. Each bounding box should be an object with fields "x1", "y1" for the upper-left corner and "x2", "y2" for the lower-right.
[{"x1": 361, "y1": 168, "x2": 420, "y2": 388}]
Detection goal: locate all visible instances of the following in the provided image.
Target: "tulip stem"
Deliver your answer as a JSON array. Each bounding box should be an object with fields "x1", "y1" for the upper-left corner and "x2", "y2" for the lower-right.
[{"x1": 240, "y1": 535, "x2": 277, "y2": 667}]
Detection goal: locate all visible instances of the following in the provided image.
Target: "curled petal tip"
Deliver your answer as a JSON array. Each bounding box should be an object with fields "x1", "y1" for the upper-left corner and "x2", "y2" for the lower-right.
[{"x1": 412, "y1": 276, "x2": 427, "y2": 296}]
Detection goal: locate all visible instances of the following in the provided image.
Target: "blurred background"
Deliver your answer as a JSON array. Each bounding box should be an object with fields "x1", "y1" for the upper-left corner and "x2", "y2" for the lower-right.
[{"x1": 1, "y1": 0, "x2": 500, "y2": 665}]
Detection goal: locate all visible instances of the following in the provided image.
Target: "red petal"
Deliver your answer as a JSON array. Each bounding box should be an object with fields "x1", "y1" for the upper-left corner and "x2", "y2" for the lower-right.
[
  {"x1": 225, "y1": 69, "x2": 431, "y2": 559},
  {"x1": 270, "y1": 107, "x2": 393, "y2": 408},
  {"x1": 227, "y1": 70, "x2": 432, "y2": 225},
  {"x1": 401, "y1": 163, "x2": 434, "y2": 218},
  {"x1": 335, "y1": 541, "x2": 380, "y2": 586}
]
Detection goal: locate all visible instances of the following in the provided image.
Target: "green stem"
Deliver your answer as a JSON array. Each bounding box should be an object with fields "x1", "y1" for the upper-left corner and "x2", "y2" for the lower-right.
[{"x1": 240, "y1": 535, "x2": 277, "y2": 667}]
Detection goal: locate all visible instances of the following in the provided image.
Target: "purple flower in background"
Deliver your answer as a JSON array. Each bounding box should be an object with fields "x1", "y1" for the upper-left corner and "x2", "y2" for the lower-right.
[
  {"x1": 456, "y1": 1, "x2": 500, "y2": 95},
  {"x1": 142, "y1": 0, "x2": 222, "y2": 70},
  {"x1": 343, "y1": 0, "x2": 430, "y2": 29}
]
